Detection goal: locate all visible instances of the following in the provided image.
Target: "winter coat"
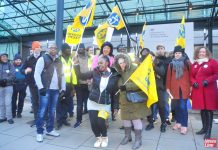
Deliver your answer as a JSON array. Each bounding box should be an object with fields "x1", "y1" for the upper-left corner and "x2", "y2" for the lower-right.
[
  {"x1": 153, "y1": 55, "x2": 171, "y2": 90},
  {"x1": 0, "y1": 62, "x2": 15, "y2": 86},
  {"x1": 190, "y1": 59, "x2": 218, "y2": 110},
  {"x1": 166, "y1": 61, "x2": 191, "y2": 99},
  {"x1": 114, "y1": 53, "x2": 150, "y2": 120},
  {"x1": 74, "y1": 65, "x2": 119, "y2": 109},
  {"x1": 92, "y1": 55, "x2": 114, "y2": 70},
  {"x1": 21, "y1": 54, "x2": 41, "y2": 86}
]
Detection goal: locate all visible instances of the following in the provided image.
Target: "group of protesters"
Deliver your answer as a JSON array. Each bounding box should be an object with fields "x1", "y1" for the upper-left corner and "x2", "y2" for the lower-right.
[{"x1": 0, "y1": 40, "x2": 218, "y2": 150}]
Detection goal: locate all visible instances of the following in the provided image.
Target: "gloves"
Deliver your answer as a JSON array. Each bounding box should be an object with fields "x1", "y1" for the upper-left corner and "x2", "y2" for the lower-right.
[
  {"x1": 202, "y1": 80, "x2": 208, "y2": 87},
  {"x1": 119, "y1": 85, "x2": 126, "y2": 91},
  {"x1": 39, "y1": 88, "x2": 46, "y2": 96},
  {"x1": 193, "y1": 82, "x2": 198, "y2": 88},
  {"x1": 59, "y1": 90, "x2": 66, "y2": 101},
  {"x1": 0, "y1": 79, "x2": 7, "y2": 87}
]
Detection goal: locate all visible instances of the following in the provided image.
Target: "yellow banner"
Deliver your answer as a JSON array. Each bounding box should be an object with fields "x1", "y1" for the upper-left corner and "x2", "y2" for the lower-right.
[
  {"x1": 107, "y1": 6, "x2": 125, "y2": 30},
  {"x1": 176, "y1": 16, "x2": 185, "y2": 49},
  {"x1": 65, "y1": 25, "x2": 83, "y2": 45},
  {"x1": 129, "y1": 54, "x2": 158, "y2": 108},
  {"x1": 94, "y1": 23, "x2": 108, "y2": 48}
]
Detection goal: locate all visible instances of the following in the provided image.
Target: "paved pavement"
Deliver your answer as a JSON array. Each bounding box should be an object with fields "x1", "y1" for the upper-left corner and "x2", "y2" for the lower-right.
[{"x1": 0, "y1": 101, "x2": 218, "y2": 150}]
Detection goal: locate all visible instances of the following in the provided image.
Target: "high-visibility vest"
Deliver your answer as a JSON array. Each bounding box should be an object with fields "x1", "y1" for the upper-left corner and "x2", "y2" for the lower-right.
[{"x1": 61, "y1": 56, "x2": 77, "y2": 85}]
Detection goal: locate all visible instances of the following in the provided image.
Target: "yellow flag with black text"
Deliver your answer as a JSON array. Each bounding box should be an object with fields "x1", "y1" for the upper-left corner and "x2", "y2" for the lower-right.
[
  {"x1": 107, "y1": 6, "x2": 125, "y2": 30},
  {"x1": 65, "y1": 25, "x2": 83, "y2": 45},
  {"x1": 129, "y1": 54, "x2": 158, "y2": 108},
  {"x1": 176, "y1": 16, "x2": 185, "y2": 48},
  {"x1": 94, "y1": 23, "x2": 109, "y2": 48}
]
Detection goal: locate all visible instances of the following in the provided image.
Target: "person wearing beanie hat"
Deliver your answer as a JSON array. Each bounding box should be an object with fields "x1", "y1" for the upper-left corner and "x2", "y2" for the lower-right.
[
  {"x1": 117, "y1": 44, "x2": 127, "y2": 53},
  {"x1": 21, "y1": 41, "x2": 42, "y2": 127},
  {"x1": 12, "y1": 53, "x2": 27, "y2": 119},
  {"x1": 56, "y1": 43, "x2": 75, "y2": 130},
  {"x1": 73, "y1": 42, "x2": 90, "y2": 128},
  {"x1": 174, "y1": 45, "x2": 184, "y2": 54},
  {"x1": 92, "y1": 42, "x2": 114, "y2": 69},
  {"x1": 166, "y1": 46, "x2": 191, "y2": 135},
  {"x1": 0, "y1": 52, "x2": 15, "y2": 124}
]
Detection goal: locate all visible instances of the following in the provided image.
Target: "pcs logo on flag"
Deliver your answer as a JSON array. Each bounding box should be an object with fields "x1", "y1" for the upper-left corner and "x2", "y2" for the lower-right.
[{"x1": 107, "y1": 13, "x2": 120, "y2": 27}]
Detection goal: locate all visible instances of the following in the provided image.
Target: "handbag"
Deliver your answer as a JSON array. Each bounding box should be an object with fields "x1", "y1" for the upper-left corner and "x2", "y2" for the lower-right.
[{"x1": 126, "y1": 90, "x2": 148, "y2": 103}]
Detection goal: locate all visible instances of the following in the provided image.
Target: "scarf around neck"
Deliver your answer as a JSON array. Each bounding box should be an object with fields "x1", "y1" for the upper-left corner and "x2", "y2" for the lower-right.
[
  {"x1": 171, "y1": 56, "x2": 186, "y2": 79},
  {"x1": 196, "y1": 58, "x2": 209, "y2": 65}
]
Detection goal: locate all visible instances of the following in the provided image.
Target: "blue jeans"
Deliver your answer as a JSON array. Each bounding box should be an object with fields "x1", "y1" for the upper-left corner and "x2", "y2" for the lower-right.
[
  {"x1": 36, "y1": 89, "x2": 59, "y2": 134},
  {"x1": 174, "y1": 99, "x2": 188, "y2": 127}
]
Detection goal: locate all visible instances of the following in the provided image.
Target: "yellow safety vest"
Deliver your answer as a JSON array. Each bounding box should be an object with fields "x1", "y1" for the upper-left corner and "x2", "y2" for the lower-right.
[{"x1": 61, "y1": 56, "x2": 77, "y2": 85}]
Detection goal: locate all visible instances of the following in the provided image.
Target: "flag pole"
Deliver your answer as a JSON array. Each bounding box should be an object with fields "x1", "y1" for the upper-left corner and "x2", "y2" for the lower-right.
[
  {"x1": 116, "y1": 5, "x2": 136, "y2": 55},
  {"x1": 75, "y1": 2, "x2": 95, "y2": 53}
]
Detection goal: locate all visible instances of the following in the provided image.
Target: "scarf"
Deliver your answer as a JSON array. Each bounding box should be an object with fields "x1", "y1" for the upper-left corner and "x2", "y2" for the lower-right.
[
  {"x1": 196, "y1": 58, "x2": 209, "y2": 65},
  {"x1": 171, "y1": 56, "x2": 186, "y2": 79}
]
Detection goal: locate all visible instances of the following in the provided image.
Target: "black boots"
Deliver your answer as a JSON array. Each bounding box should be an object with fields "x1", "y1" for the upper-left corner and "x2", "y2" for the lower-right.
[
  {"x1": 120, "y1": 127, "x2": 132, "y2": 145},
  {"x1": 196, "y1": 110, "x2": 207, "y2": 135},
  {"x1": 196, "y1": 110, "x2": 213, "y2": 140},
  {"x1": 145, "y1": 117, "x2": 154, "y2": 131},
  {"x1": 204, "y1": 111, "x2": 213, "y2": 139},
  {"x1": 132, "y1": 129, "x2": 142, "y2": 150}
]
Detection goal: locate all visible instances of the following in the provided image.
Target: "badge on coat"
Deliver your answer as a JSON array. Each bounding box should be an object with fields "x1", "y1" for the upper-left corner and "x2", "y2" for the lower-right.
[
  {"x1": 15, "y1": 69, "x2": 19, "y2": 72},
  {"x1": 204, "y1": 64, "x2": 208, "y2": 68},
  {"x1": 5, "y1": 70, "x2": 10, "y2": 73},
  {"x1": 194, "y1": 65, "x2": 197, "y2": 68}
]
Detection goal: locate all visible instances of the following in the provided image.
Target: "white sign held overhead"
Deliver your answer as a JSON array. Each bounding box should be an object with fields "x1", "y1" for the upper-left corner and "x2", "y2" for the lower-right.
[{"x1": 105, "y1": 26, "x2": 114, "y2": 42}]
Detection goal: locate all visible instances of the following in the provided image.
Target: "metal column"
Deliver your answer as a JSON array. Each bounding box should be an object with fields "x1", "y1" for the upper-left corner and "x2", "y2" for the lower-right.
[
  {"x1": 55, "y1": 0, "x2": 64, "y2": 51},
  {"x1": 208, "y1": 25, "x2": 213, "y2": 52}
]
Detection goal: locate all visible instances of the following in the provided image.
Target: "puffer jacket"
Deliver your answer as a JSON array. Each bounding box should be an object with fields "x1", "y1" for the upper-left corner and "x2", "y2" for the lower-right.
[
  {"x1": 114, "y1": 53, "x2": 150, "y2": 120},
  {"x1": 74, "y1": 65, "x2": 120, "y2": 109},
  {"x1": 0, "y1": 61, "x2": 15, "y2": 86}
]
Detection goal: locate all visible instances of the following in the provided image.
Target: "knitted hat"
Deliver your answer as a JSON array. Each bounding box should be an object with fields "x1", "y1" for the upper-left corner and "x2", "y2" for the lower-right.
[
  {"x1": 61, "y1": 43, "x2": 71, "y2": 51},
  {"x1": 174, "y1": 45, "x2": 184, "y2": 53},
  {"x1": 76, "y1": 43, "x2": 85, "y2": 50},
  {"x1": 13, "y1": 54, "x2": 22, "y2": 60},
  {"x1": 0, "y1": 53, "x2": 8, "y2": 57},
  {"x1": 32, "y1": 41, "x2": 41, "y2": 50}
]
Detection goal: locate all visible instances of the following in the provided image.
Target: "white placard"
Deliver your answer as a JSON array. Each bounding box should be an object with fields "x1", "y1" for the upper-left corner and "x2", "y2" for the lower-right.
[{"x1": 143, "y1": 22, "x2": 194, "y2": 61}]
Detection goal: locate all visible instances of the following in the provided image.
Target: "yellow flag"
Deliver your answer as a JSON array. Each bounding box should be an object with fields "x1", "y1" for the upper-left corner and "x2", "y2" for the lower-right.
[
  {"x1": 65, "y1": 25, "x2": 83, "y2": 45},
  {"x1": 94, "y1": 23, "x2": 109, "y2": 48},
  {"x1": 139, "y1": 22, "x2": 147, "y2": 48},
  {"x1": 129, "y1": 54, "x2": 158, "y2": 108},
  {"x1": 107, "y1": 6, "x2": 125, "y2": 30},
  {"x1": 73, "y1": 0, "x2": 96, "y2": 28},
  {"x1": 176, "y1": 16, "x2": 185, "y2": 48}
]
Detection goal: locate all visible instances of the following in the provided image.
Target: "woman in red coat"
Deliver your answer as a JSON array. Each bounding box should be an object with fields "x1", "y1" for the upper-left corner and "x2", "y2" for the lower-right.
[
  {"x1": 190, "y1": 46, "x2": 218, "y2": 139},
  {"x1": 166, "y1": 46, "x2": 191, "y2": 135}
]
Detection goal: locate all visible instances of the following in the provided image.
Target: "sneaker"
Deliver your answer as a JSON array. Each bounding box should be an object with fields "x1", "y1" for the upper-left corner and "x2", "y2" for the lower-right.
[
  {"x1": 94, "y1": 137, "x2": 102, "y2": 148},
  {"x1": 173, "y1": 123, "x2": 181, "y2": 130},
  {"x1": 17, "y1": 113, "x2": 22, "y2": 118},
  {"x1": 73, "y1": 121, "x2": 81, "y2": 128},
  {"x1": 46, "y1": 130, "x2": 60, "y2": 137},
  {"x1": 180, "y1": 127, "x2": 188, "y2": 135},
  {"x1": 36, "y1": 134, "x2": 43, "y2": 142},
  {"x1": 145, "y1": 123, "x2": 154, "y2": 131},
  {"x1": 0, "y1": 118, "x2": 7, "y2": 123},
  {"x1": 63, "y1": 120, "x2": 71, "y2": 126},
  {"x1": 8, "y1": 119, "x2": 14, "y2": 124},
  {"x1": 101, "y1": 137, "x2": 108, "y2": 147}
]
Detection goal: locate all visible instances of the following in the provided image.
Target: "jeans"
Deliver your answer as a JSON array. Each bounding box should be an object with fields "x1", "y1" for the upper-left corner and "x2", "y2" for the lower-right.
[
  {"x1": 0, "y1": 86, "x2": 13, "y2": 120},
  {"x1": 89, "y1": 110, "x2": 107, "y2": 137},
  {"x1": 12, "y1": 83, "x2": 27, "y2": 116},
  {"x1": 36, "y1": 89, "x2": 59, "y2": 134},
  {"x1": 75, "y1": 84, "x2": 89, "y2": 122},
  {"x1": 174, "y1": 99, "x2": 188, "y2": 127},
  {"x1": 56, "y1": 84, "x2": 73, "y2": 124}
]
